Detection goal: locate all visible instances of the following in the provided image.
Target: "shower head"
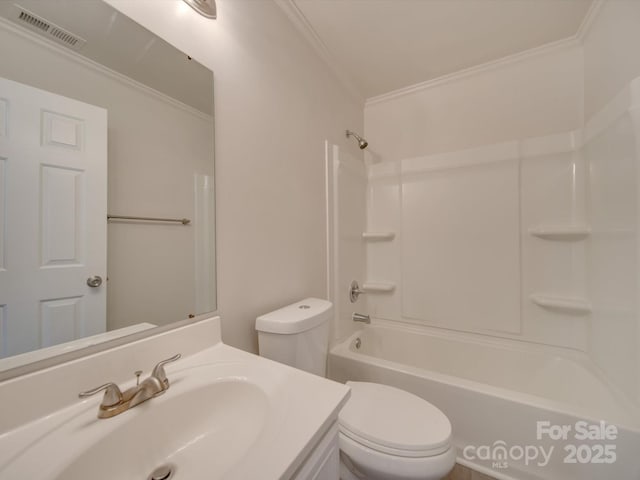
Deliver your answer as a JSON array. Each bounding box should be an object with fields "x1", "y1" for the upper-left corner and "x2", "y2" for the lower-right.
[{"x1": 346, "y1": 130, "x2": 368, "y2": 150}]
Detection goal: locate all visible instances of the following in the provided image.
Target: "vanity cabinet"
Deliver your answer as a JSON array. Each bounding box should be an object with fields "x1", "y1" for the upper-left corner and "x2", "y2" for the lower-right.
[{"x1": 291, "y1": 422, "x2": 340, "y2": 480}]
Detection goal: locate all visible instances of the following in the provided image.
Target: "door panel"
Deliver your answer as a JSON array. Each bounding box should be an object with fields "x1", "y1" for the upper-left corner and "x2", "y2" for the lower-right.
[
  {"x1": 40, "y1": 296, "x2": 84, "y2": 348},
  {"x1": 0, "y1": 157, "x2": 5, "y2": 270},
  {"x1": 0, "y1": 98, "x2": 7, "y2": 138},
  {"x1": 41, "y1": 111, "x2": 84, "y2": 150},
  {"x1": 41, "y1": 165, "x2": 84, "y2": 266}
]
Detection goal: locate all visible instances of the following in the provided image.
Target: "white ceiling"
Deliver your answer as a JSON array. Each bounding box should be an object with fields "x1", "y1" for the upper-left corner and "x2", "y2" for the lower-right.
[
  {"x1": 0, "y1": 0, "x2": 213, "y2": 115},
  {"x1": 291, "y1": 0, "x2": 593, "y2": 99}
]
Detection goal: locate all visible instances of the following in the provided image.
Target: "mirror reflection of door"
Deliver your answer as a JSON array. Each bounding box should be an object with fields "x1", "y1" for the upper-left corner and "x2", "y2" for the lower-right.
[
  {"x1": 0, "y1": 76, "x2": 107, "y2": 357},
  {"x1": 0, "y1": 0, "x2": 215, "y2": 370}
]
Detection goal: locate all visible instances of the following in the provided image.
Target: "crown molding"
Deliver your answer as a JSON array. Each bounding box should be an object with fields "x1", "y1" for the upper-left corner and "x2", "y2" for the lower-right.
[
  {"x1": 273, "y1": 0, "x2": 364, "y2": 106},
  {"x1": 274, "y1": 0, "x2": 604, "y2": 109},
  {"x1": 366, "y1": 0, "x2": 605, "y2": 107},
  {"x1": 365, "y1": 36, "x2": 581, "y2": 107},
  {"x1": 0, "y1": 16, "x2": 213, "y2": 122},
  {"x1": 576, "y1": 0, "x2": 604, "y2": 43}
]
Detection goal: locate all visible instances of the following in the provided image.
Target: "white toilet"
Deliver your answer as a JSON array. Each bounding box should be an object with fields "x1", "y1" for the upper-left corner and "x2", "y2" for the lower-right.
[{"x1": 256, "y1": 298, "x2": 456, "y2": 480}]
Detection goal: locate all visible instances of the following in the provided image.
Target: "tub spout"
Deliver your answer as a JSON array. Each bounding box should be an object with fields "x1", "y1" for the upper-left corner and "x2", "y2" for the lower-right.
[{"x1": 352, "y1": 312, "x2": 370, "y2": 324}]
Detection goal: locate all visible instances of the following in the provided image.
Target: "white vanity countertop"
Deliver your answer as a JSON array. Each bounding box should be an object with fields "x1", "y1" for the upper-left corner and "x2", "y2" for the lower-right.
[
  {"x1": 0, "y1": 319, "x2": 350, "y2": 480},
  {"x1": 187, "y1": 344, "x2": 351, "y2": 479}
]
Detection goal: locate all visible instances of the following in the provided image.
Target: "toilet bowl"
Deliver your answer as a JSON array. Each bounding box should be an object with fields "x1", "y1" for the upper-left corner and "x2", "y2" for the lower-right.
[
  {"x1": 256, "y1": 298, "x2": 456, "y2": 480},
  {"x1": 338, "y1": 381, "x2": 455, "y2": 480}
]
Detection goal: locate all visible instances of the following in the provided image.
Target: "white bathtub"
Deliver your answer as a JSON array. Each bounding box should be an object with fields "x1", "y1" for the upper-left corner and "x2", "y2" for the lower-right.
[{"x1": 328, "y1": 323, "x2": 640, "y2": 480}]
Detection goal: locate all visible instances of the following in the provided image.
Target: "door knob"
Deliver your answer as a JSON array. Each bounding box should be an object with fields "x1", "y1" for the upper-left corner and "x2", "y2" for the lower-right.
[{"x1": 87, "y1": 275, "x2": 103, "y2": 288}]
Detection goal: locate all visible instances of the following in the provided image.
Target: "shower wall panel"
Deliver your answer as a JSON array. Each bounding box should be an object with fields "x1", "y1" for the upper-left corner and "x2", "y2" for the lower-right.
[
  {"x1": 585, "y1": 95, "x2": 639, "y2": 401},
  {"x1": 366, "y1": 133, "x2": 591, "y2": 351},
  {"x1": 401, "y1": 146, "x2": 521, "y2": 334}
]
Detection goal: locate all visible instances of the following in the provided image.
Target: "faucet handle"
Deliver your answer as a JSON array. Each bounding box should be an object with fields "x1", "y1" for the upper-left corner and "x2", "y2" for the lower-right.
[
  {"x1": 78, "y1": 383, "x2": 123, "y2": 407},
  {"x1": 349, "y1": 280, "x2": 366, "y2": 303},
  {"x1": 151, "y1": 353, "x2": 182, "y2": 388}
]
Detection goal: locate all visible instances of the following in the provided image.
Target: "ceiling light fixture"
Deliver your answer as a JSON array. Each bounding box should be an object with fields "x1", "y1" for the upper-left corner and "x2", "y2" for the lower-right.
[{"x1": 182, "y1": 0, "x2": 217, "y2": 19}]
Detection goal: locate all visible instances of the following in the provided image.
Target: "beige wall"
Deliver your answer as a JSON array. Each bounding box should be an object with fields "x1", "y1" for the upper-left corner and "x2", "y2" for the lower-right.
[
  {"x1": 365, "y1": 43, "x2": 584, "y2": 161},
  {"x1": 583, "y1": 0, "x2": 640, "y2": 118},
  {"x1": 106, "y1": 0, "x2": 364, "y2": 352}
]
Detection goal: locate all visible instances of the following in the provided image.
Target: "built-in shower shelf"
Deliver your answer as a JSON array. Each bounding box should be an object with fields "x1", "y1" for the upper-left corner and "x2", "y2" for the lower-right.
[
  {"x1": 530, "y1": 294, "x2": 592, "y2": 315},
  {"x1": 362, "y1": 232, "x2": 396, "y2": 241},
  {"x1": 361, "y1": 282, "x2": 396, "y2": 293},
  {"x1": 528, "y1": 225, "x2": 591, "y2": 240}
]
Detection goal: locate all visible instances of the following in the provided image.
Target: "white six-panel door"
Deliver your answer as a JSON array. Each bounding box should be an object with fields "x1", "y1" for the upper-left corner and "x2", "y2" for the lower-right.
[{"x1": 0, "y1": 76, "x2": 107, "y2": 357}]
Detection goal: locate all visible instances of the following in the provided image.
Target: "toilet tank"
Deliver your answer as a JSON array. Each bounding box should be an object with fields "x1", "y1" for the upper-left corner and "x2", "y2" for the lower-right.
[{"x1": 255, "y1": 298, "x2": 332, "y2": 376}]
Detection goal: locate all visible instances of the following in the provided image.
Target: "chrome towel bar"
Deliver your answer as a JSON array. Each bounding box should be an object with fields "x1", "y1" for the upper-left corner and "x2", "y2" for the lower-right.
[{"x1": 107, "y1": 215, "x2": 191, "y2": 225}]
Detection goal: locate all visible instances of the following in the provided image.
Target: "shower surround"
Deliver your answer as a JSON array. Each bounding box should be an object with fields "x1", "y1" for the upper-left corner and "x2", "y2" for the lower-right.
[
  {"x1": 326, "y1": 3, "x2": 640, "y2": 477},
  {"x1": 328, "y1": 78, "x2": 640, "y2": 478}
]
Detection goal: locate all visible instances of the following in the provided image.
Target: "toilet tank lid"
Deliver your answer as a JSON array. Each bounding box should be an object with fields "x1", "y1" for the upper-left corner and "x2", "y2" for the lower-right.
[{"x1": 256, "y1": 298, "x2": 333, "y2": 334}]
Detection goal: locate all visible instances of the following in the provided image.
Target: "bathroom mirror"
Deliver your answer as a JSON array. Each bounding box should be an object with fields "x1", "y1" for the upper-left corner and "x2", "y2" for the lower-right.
[{"x1": 0, "y1": 0, "x2": 215, "y2": 376}]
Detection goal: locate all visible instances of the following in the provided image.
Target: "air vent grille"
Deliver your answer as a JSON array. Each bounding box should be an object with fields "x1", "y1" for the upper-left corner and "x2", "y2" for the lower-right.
[
  {"x1": 49, "y1": 27, "x2": 80, "y2": 47},
  {"x1": 12, "y1": 6, "x2": 86, "y2": 51},
  {"x1": 18, "y1": 10, "x2": 50, "y2": 32}
]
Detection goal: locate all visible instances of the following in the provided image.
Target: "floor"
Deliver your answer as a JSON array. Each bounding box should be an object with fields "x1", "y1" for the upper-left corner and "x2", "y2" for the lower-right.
[{"x1": 445, "y1": 463, "x2": 498, "y2": 480}]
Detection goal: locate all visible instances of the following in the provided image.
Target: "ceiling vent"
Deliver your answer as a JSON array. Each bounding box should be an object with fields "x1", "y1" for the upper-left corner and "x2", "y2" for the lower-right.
[{"x1": 12, "y1": 5, "x2": 86, "y2": 51}]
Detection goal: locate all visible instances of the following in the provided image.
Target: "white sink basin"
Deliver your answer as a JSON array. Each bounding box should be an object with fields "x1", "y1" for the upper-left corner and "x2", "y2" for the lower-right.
[
  {"x1": 57, "y1": 379, "x2": 268, "y2": 479},
  {"x1": 1, "y1": 359, "x2": 284, "y2": 480}
]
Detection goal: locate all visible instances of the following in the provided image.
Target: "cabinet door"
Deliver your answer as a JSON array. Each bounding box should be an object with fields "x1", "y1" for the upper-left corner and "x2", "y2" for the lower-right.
[{"x1": 291, "y1": 422, "x2": 340, "y2": 480}]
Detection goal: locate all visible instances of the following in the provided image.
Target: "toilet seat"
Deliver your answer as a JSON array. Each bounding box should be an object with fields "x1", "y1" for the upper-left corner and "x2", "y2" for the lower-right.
[
  {"x1": 339, "y1": 430, "x2": 457, "y2": 480},
  {"x1": 339, "y1": 382, "x2": 451, "y2": 458}
]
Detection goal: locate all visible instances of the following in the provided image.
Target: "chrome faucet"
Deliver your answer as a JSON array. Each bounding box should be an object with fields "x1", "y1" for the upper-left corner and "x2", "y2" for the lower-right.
[
  {"x1": 352, "y1": 312, "x2": 371, "y2": 324},
  {"x1": 79, "y1": 354, "x2": 181, "y2": 419}
]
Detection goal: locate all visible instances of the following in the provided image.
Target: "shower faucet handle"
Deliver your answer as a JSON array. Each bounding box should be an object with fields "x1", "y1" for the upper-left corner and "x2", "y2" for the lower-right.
[{"x1": 349, "y1": 280, "x2": 366, "y2": 303}]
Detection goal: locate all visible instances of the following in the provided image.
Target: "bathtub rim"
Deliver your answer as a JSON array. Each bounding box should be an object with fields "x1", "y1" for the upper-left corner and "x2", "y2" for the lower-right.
[{"x1": 329, "y1": 321, "x2": 640, "y2": 432}]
